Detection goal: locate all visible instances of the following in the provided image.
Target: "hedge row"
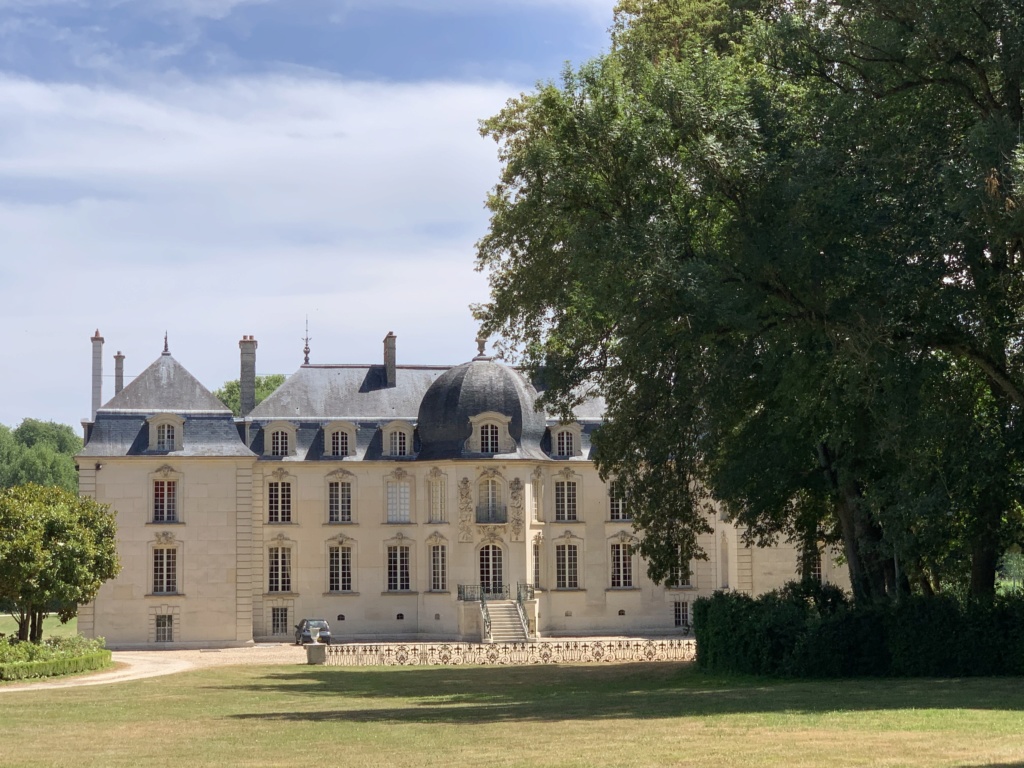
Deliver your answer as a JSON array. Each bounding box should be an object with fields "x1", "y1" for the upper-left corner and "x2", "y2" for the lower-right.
[
  {"x1": 0, "y1": 650, "x2": 112, "y2": 681},
  {"x1": 693, "y1": 582, "x2": 1024, "y2": 677}
]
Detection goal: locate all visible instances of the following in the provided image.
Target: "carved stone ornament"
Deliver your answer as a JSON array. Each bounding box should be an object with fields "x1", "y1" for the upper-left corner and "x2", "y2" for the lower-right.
[
  {"x1": 271, "y1": 467, "x2": 290, "y2": 481},
  {"x1": 556, "y1": 529, "x2": 580, "y2": 542},
  {"x1": 270, "y1": 532, "x2": 291, "y2": 544},
  {"x1": 391, "y1": 531, "x2": 408, "y2": 542},
  {"x1": 154, "y1": 531, "x2": 176, "y2": 545},
  {"x1": 532, "y1": 532, "x2": 544, "y2": 544},
  {"x1": 556, "y1": 467, "x2": 575, "y2": 481},
  {"x1": 426, "y1": 531, "x2": 447, "y2": 546},
  {"x1": 329, "y1": 533, "x2": 354, "y2": 546},
  {"x1": 458, "y1": 477, "x2": 473, "y2": 543},
  {"x1": 391, "y1": 468, "x2": 409, "y2": 481},
  {"x1": 326, "y1": 468, "x2": 355, "y2": 479},
  {"x1": 613, "y1": 530, "x2": 638, "y2": 544},
  {"x1": 479, "y1": 467, "x2": 501, "y2": 480},
  {"x1": 532, "y1": 466, "x2": 544, "y2": 482},
  {"x1": 509, "y1": 477, "x2": 524, "y2": 542},
  {"x1": 428, "y1": 467, "x2": 445, "y2": 481},
  {"x1": 479, "y1": 526, "x2": 503, "y2": 545},
  {"x1": 155, "y1": 464, "x2": 176, "y2": 478}
]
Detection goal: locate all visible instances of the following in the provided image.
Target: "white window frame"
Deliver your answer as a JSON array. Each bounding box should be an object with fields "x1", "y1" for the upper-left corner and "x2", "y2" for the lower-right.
[
  {"x1": 674, "y1": 601, "x2": 689, "y2": 628},
  {"x1": 383, "y1": 420, "x2": 413, "y2": 457},
  {"x1": 610, "y1": 541, "x2": 633, "y2": 588},
  {"x1": 324, "y1": 421, "x2": 356, "y2": 458},
  {"x1": 430, "y1": 543, "x2": 447, "y2": 592},
  {"x1": 329, "y1": 544, "x2": 353, "y2": 593},
  {"x1": 555, "y1": 542, "x2": 579, "y2": 589},
  {"x1": 427, "y1": 468, "x2": 447, "y2": 523},
  {"x1": 264, "y1": 421, "x2": 297, "y2": 458},
  {"x1": 267, "y1": 479, "x2": 293, "y2": 524},
  {"x1": 152, "y1": 547, "x2": 178, "y2": 594},
  {"x1": 608, "y1": 480, "x2": 630, "y2": 521},
  {"x1": 271, "y1": 606, "x2": 290, "y2": 635},
  {"x1": 155, "y1": 614, "x2": 174, "y2": 643},
  {"x1": 552, "y1": 423, "x2": 582, "y2": 458},
  {"x1": 554, "y1": 480, "x2": 578, "y2": 521},
  {"x1": 466, "y1": 412, "x2": 515, "y2": 455},
  {"x1": 147, "y1": 414, "x2": 185, "y2": 452},
  {"x1": 387, "y1": 544, "x2": 411, "y2": 592},
  {"x1": 149, "y1": 465, "x2": 183, "y2": 524},
  {"x1": 268, "y1": 546, "x2": 292, "y2": 593},
  {"x1": 386, "y1": 477, "x2": 411, "y2": 523}
]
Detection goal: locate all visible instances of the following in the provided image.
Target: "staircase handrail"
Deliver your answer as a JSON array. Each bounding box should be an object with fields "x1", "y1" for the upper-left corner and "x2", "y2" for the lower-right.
[
  {"x1": 480, "y1": 600, "x2": 492, "y2": 642},
  {"x1": 515, "y1": 582, "x2": 534, "y2": 638}
]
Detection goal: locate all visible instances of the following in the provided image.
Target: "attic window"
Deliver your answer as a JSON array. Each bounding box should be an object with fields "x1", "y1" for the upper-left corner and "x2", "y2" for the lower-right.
[
  {"x1": 263, "y1": 421, "x2": 297, "y2": 458},
  {"x1": 271, "y1": 431, "x2": 289, "y2": 456},
  {"x1": 466, "y1": 412, "x2": 513, "y2": 455},
  {"x1": 157, "y1": 424, "x2": 175, "y2": 451},
  {"x1": 552, "y1": 423, "x2": 583, "y2": 459},
  {"x1": 146, "y1": 414, "x2": 184, "y2": 452}
]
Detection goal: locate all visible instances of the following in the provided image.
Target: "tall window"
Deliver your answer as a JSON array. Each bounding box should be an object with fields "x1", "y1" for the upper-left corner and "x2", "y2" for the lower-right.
[
  {"x1": 389, "y1": 430, "x2": 408, "y2": 456},
  {"x1": 271, "y1": 430, "x2": 289, "y2": 456},
  {"x1": 328, "y1": 481, "x2": 352, "y2": 523},
  {"x1": 533, "y1": 540, "x2": 541, "y2": 588},
  {"x1": 674, "y1": 601, "x2": 689, "y2": 628},
  {"x1": 480, "y1": 478, "x2": 503, "y2": 514},
  {"x1": 555, "y1": 543, "x2": 578, "y2": 589},
  {"x1": 156, "y1": 423, "x2": 175, "y2": 451},
  {"x1": 554, "y1": 480, "x2": 577, "y2": 521},
  {"x1": 155, "y1": 615, "x2": 173, "y2": 643},
  {"x1": 670, "y1": 547, "x2": 691, "y2": 588},
  {"x1": 153, "y1": 480, "x2": 177, "y2": 523},
  {"x1": 153, "y1": 548, "x2": 177, "y2": 594},
  {"x1": 480, "y1": 424, "x2": 499, "y2": 453},
  {"x1": 808, "y1": 549, "x2": 823, "y2": 584},
  {"x1": 329, "y1": 545, "x2": 352, "y2": 592},
  {"x1": 329, "y1": 430, "x2": 349, "y2": 457},
  {"x1": 429, "y1": 476, "x2": 446, "y2": 522},
  {"x1": 268, "y1": 547, "x2": 291, "y2": 592},
  {"x1": 430, "y1": 544, "x2": 447, "y2": 591},
  {"x1": 611, "y1": 543, "x2": 633, "y2": 588},
  {"x1": 387, "y1": 545, "x2": 410, "y2": 591},
  {"x1": 386, "y1": 480, "x2": 410, "y2": 523},
  {"x1": 556, "y1": 430, "x2": 574, "y2": 456},
  {"x1": 271, "y1": 606, "x2": 289, "y2": 635},
  {"x1": 608, "y1": 481, "x2": 630, "y2": 520},
  {"x1": 268, "y1": 481, "x2": 292, "y2": 523}
]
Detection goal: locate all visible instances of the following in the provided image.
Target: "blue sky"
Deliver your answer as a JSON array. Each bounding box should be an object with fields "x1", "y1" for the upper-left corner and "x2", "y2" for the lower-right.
[{"x1": 0, "y1": 0, "x2": 613, "y2": 429}]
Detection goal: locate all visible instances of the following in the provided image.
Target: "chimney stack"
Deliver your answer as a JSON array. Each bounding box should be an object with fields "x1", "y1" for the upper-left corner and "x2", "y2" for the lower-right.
[
  {"x1": 239, "y1": 335, "x2": 258, "y2": 416},
  {"x1": 91, "y1": 329, "x2": 104, "y2": 421},
  {"x1": 383, "y1": 332, "x2": 396, "y2": 388},
  {"x1": 114, "y1": 351, "x2": 125, "y2": 395}
]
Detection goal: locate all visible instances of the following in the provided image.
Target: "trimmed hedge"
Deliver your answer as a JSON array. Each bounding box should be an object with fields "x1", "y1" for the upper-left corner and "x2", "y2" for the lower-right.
[
  {"x1": 0, "y1": 649, "x2": 112, "y2": 681},
  {"x1": 694, "y1": 582, "x2": 1024, "y2": 677}
]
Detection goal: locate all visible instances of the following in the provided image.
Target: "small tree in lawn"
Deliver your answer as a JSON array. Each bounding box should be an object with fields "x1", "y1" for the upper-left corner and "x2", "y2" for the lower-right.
[{"x1": 0, "y1": 484, "x2": 120, "y2": 642}]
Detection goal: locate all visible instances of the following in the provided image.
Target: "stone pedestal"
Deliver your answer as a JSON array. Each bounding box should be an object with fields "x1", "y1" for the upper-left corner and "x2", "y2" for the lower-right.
[{"x1": 305, "y1": 642, "x2": 327, "y2": 665}]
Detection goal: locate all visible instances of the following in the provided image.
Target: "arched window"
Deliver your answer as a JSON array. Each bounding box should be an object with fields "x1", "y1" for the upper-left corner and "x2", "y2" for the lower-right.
[
  {"x1": 271, "y1": 430, "x2": 289, "y2": 456},
  {"x1": 556, "y1": 430, "x2": 574, "y2": 457}
]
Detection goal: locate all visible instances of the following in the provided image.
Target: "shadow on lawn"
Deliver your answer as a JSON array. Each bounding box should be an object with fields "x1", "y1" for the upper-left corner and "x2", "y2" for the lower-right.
[{"x1": 217, "y1": 662, "x2": 1024, "y2": 725}]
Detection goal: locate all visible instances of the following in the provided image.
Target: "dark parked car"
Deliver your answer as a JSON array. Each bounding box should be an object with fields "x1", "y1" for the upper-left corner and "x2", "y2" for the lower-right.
[{"x1": 295, "y1": 618, "x2": 332, "y2": 645}]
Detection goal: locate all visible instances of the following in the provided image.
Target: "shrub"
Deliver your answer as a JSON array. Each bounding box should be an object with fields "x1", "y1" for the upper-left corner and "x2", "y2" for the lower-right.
[{"x1": 0, "y1": 635, "x2": 110, "y2": 680}]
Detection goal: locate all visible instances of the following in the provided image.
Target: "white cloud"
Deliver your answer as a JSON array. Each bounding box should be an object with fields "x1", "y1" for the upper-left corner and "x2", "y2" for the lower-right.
[{"x1": 0, "y1": 72, "x2": 514, "y2": 427}]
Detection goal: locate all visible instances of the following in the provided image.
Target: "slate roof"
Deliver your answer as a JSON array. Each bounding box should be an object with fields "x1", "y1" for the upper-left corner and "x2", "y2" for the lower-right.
[{"x1": 98, "y1": 352, "x2": 232, "y2": 415}]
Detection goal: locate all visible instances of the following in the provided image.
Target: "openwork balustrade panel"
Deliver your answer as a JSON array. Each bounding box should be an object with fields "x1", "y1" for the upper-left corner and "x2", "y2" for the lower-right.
[{"x1": 322, "y1": 639, "x2": 696, "y2": 666}]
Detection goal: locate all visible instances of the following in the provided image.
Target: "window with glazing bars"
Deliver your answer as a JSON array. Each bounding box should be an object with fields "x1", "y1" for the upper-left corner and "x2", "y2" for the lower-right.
[
  {"x1": 674, "y1": 601, "x2": 689, "y2": 628},
  {"x1": 156, "y1": 423, "x2": 175, "y2": 451},
  {"x1": 268, "y1": 547, "x2": 291, "y2": 592},
  {"x1": 429, "y1": 477, "x2": 446, "y2": 522},
  {"x1": 271, "y1": 430, "x2": 289, "y2": 456},
  {"x1": 389, "y1": 430, "x2": 407, "y2": 456},
  {"x1": 556, "y1": 430, "x2": 574, "y2": 456},
  {"x1": 555, "y1": 543, "x2": 578, "y2": 589},
  {"x1": 268, "y1": 481, "x2": 291, "y2": 523},
  {"x1": 387, "y1": 545, "x2": 410, "y2": 591},
  {"x1": 386, "y1": 480, "x2": 410, "y2": 523},
  {"x1": 533, "y1": 540, "x2": 541, "y2": 588},
  {"x1": 611, "y1": 543, "x2": 632, "y2": 588},
  {"x1": 329, "y1": 545, "x2": 352, "y2": 592},
  {"x1": 430, "y1": 544, "x2": 447, "y2": 591},
  {"x1": 330, "y1": 430, "x2": 349, "y2": 457},
  {"x1": 155, "y1": 614, "x2": 173, "y2": 643},
  {"x1": 153, "y1": 548, "x2": 177, "y2": 594},
  {"x1": 153, "y1": 480, "x2": 177, "y2": 522},
  {"x1": 271, "y1": 606, "x2": 289, "y2": 635},
  {"x1": 608, "y1": 481, "x2": 630, "y2": 520},
  {"x1": 554, "y1": 480, "x2": 577, "y2": 521},
  {"x1": 328, "y1": 481, "x2": 352, "y2": 523},
  {"x1": 480, "y1": 424, "x2": 499, "y2": 453}
]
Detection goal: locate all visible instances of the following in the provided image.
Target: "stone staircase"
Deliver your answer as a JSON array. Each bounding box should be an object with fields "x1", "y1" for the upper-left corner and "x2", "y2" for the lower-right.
[{"x1": 484, "y1": 600, "x2": 529, "y2": 643}]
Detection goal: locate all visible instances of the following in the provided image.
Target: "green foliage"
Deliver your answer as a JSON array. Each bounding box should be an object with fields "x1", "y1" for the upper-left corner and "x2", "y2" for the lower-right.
[
  {"x1": 214, "y1": 374, "x2": 286, "y2": 416},
  {"x1": 0, "y1": 484, "x2": 120, "y2": 641},
  {"x1": 695, "y1": 584, "x2": 1024, "y2": 677},
  {"x1": 0, "y1": 635, "x2": 110, "y2": 681},
  {"x1": 0, "y1": 420, "x2": 81, "y2": 492},
  {"x1": 476, "y1": 0, "x2": 1024, "y2": 602}
]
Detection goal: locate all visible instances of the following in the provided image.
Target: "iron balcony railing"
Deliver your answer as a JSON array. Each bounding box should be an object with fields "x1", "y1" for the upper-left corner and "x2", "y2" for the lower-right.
[
  {"x1": 457, "y1": 584, "x2": 510, "y2": 601},
  {"x1": 475, "y1": 504, "x2": 507, "y2": 524}
]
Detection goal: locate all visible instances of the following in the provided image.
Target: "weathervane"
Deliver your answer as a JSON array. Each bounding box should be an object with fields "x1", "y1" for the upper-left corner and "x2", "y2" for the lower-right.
[
  {"x1": 163, "y1": 331, "x2": 169, "y2": 355},
  {"x1": 302, "y1": 317, "x2": 311, "y2": 365}
]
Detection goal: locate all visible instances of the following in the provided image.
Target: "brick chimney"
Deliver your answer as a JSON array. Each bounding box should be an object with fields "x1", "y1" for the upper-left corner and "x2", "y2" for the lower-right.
[
  {"x1": 239, "y1": 335, "x2": 258, "y2": 416},
  {"x1": 91, "y1": 329, "x2": 104, "y2": 421},
  {"x1": 383, "y1": 331, "x2": 396, "y2": 388},
  {"x1": 114, "y1": 350, "x2": 125, "y2": 395}
]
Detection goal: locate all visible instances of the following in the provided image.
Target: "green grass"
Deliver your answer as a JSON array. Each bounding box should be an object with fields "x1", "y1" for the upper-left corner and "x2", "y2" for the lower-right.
[
  {"x1": 0, "y1": 615, "x2": 78, "y2": 640},
  {"x1": 2, "y1": 662, "x2": 1023, "y2": 767}
]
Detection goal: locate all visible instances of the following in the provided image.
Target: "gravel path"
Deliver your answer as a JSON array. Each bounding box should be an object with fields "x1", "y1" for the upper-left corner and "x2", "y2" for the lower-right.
[{"x1": 0, "y1": 644, "x2": 306, "y2": 692}]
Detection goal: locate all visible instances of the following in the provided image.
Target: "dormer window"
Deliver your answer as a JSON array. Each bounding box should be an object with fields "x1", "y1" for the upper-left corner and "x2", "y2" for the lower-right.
[
  {"x1": 324, "y1": 421, "x2": 356, "y2": 458},
  {"x1": 466, "y1": 412, "x2": 514, "y2": 455},
  {"x1": 383, "y1": 421, "x2": 413, "y2": 457},
  {"x1": 552, "y1": 423, "x2": 583, "y2": 458},
  {"x1": 147, "y1": 414, "x2": 184, "y2": 452},
  {"x1": 263, "y1": 421, "x2": 297, "y2": 458},
  {"x1": 481, "y1": 424, "x2": 499, "y2": 454}
]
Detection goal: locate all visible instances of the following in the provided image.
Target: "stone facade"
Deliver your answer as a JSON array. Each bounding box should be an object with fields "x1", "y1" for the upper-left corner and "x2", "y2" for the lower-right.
[{"x1": 78, "y1": 332, "x2": 845, "y2": 649}]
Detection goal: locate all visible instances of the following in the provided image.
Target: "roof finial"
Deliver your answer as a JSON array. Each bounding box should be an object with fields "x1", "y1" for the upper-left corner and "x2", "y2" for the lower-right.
[
  {"x1": 302, "y1": 317, "x2": 311, "y2": 365},
  {"x1": 474, "y1": 335, "x2": 490, "y2": 361},
  {"x1": 163, "y1": 331, "x2": 169, "y2": 355}
]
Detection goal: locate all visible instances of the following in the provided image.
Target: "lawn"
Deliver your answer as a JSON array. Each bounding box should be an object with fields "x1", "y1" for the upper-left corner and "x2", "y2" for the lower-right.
[
  {"x1": 2, "y1": 662, "x2": 1022, "y2": 768},
  {"x1": 0, "y1": 615, "x2": 77, "y2": 640}
]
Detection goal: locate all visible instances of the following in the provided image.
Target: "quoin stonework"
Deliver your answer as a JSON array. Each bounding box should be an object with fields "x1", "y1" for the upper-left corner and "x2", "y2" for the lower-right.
[{"x1": 77, "y1": 331, "x2": 844, "y2": 648}]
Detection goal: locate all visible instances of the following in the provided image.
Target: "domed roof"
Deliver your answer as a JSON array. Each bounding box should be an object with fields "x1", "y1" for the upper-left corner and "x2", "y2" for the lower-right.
[{"x1": 416, "y1": 358, "x2": 548, "y2": 460}]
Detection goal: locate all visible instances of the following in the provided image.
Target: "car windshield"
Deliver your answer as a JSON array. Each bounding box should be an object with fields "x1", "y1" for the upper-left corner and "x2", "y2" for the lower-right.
[{"x1": 308, "y1": 621, "x2": 329, "y2": 629}]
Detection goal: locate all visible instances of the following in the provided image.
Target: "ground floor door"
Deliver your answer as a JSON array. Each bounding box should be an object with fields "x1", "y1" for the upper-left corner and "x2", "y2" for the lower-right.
[{"x1": 480, "y1": 545, "x2": 504, "y2": 598}]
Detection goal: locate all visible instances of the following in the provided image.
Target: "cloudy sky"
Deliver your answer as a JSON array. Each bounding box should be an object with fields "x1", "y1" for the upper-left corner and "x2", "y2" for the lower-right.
[{"x1": 0, "y1": 0, "x2": 613, "y2": 429}]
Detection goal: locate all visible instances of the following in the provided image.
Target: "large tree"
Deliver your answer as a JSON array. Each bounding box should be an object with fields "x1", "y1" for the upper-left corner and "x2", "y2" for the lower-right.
[
  {"x1": 0, "y1": 484, "x2": 120, "y2": 642},
  {"x1": 475, "y1": 0, "x2": 1024, "y2": 601},
  {"x1": 0, "y1": 420, "x2": 81, "y2": 492},
  {"x1": 214, "y1": 374, "x2": 286, "y2": 417}
]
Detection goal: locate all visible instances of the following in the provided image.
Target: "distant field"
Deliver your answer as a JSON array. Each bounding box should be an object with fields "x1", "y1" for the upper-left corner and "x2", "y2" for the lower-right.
[
  {"x1": 0, "y1": 615, "x2": 78, "y2": 640},
  {"x1": 1, "y1": 660, "x2": 1022, "y2": 767}
]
